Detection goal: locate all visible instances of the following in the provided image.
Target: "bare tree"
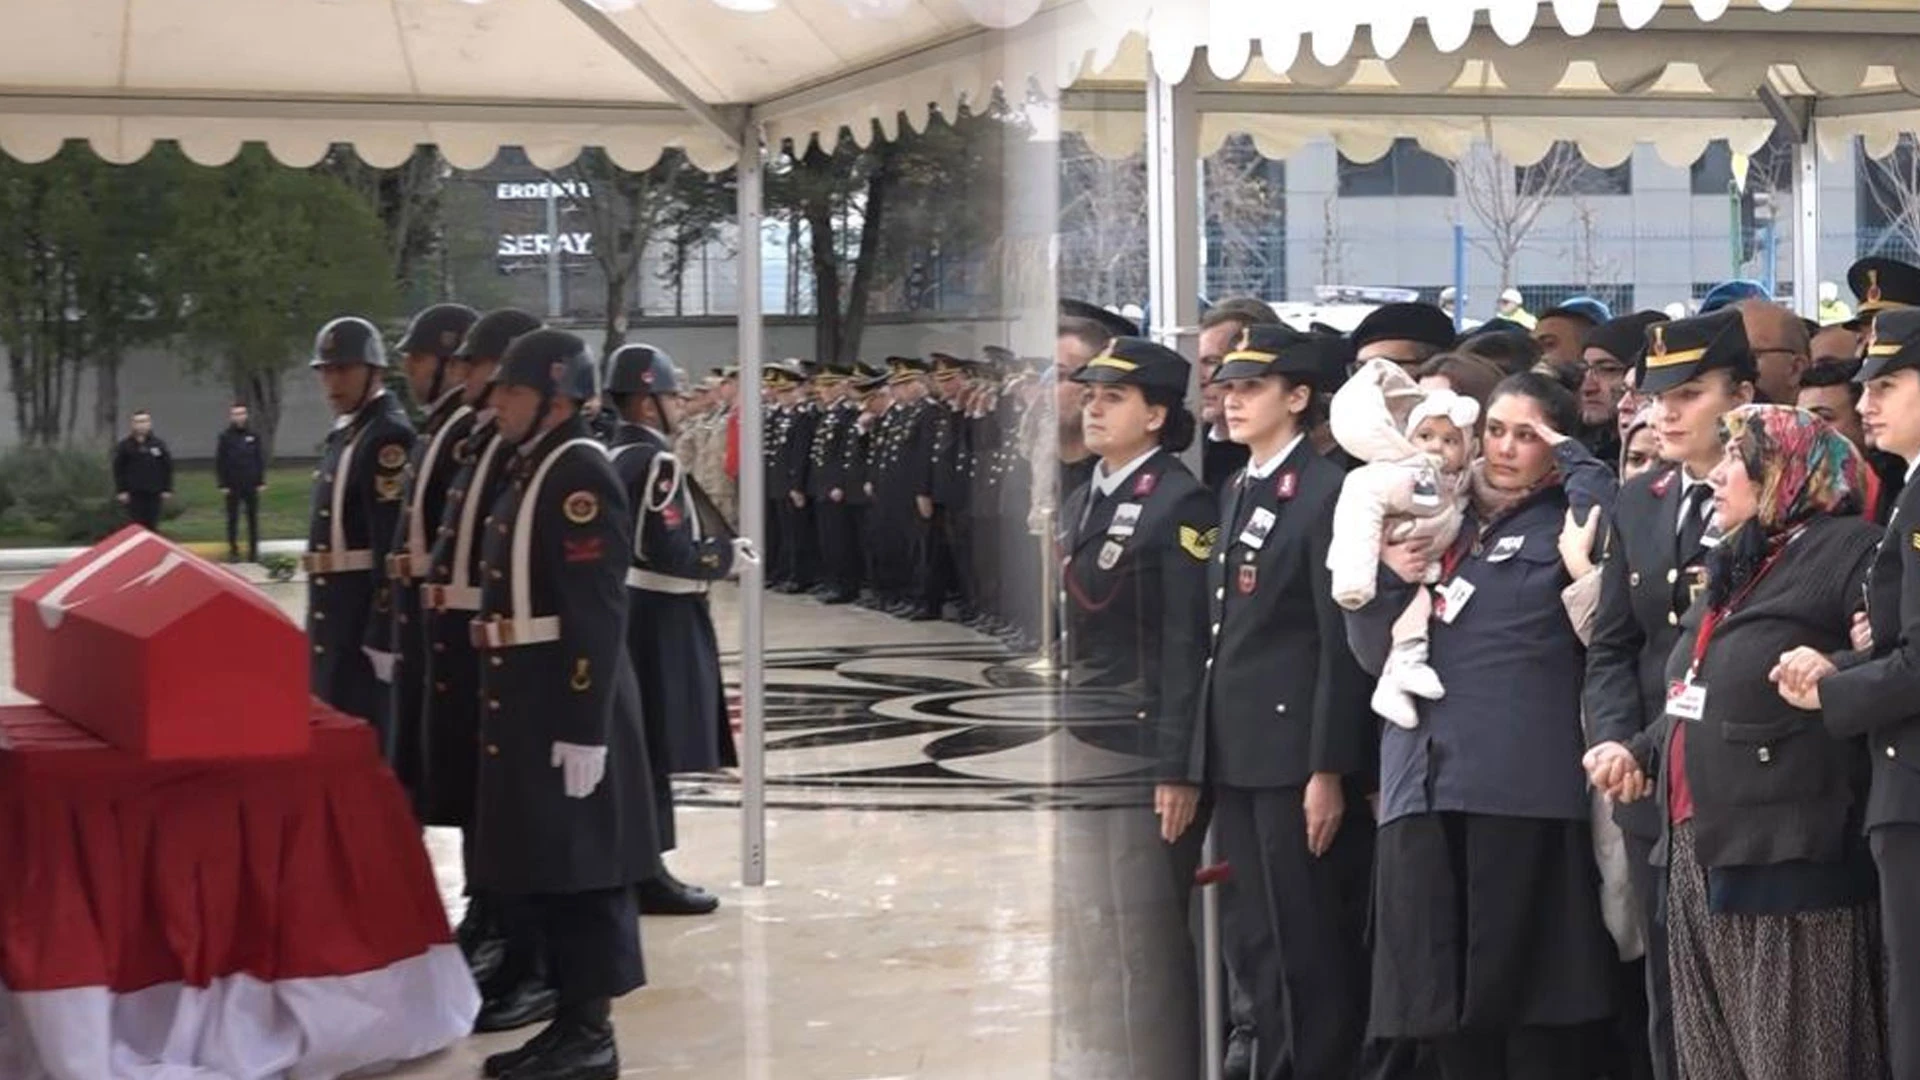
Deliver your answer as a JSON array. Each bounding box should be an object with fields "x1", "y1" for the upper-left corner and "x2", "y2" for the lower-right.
[
  {"x1": 1860, "y1": 135, "x2": 1920, "y2": 261},
  {"x1": 1202, "y1": 135, "x2": 1281, "y2": 299},
  {"x1": 1566, "y1": 196, "x2": 1623, "y2": 296},
  {"x1": 1318, "y1": 194, "x2": 1348, "y2": 288},
  {"x1": 1455, "y1": 139, "x2": 1587, "y2": 291},
  {"x1": 1056, "y1": 132, "x2": 1148, "y2": 306}
]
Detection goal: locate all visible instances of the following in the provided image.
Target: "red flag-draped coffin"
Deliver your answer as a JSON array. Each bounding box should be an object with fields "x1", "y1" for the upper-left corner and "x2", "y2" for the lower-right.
[{"x1": 11, "y1": 526, "x2": 309, "y2": 760}]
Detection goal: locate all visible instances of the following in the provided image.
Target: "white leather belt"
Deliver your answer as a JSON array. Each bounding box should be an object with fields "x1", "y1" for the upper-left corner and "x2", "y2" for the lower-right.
[
  {"x1": 301, "y1": 550, "x2": 373, "y2": 573},
  {"x1": 469, "y1": 615, "x2": 562, "y2": 650},
  {"x1": 386, "y1": 551, "x2": 421, "y2": 582},
  {"x1": 421, "y1": 582, "x2": 482, "y2": 612},
  {"x1": 626, "y1": 568, "x2": 707, "y2": 595}
]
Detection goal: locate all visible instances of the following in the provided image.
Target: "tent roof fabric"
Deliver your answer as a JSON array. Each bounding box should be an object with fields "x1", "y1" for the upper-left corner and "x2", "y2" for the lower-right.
[{"x1": 0, "y1": 0, "x2": 1899, "y2": 171}]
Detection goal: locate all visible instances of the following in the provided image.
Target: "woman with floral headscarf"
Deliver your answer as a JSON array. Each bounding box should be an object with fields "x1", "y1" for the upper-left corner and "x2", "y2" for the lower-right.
[{"x1": 1586, "y1": 404, "x2": 1886, "y2": 1080}]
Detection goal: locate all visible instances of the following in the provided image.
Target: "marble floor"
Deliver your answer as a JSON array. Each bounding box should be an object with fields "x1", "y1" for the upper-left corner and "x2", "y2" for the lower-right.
[{"x1": 0, "y1": 577, "x2": 1133, "y2": 1079}]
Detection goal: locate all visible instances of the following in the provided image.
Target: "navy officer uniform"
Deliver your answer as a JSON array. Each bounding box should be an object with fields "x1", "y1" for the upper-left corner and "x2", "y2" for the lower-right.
[
  {"x1": 605, "y1": 343, "x2": 739, "y2": 918},
  {"x1": 470, "y1": 328, "x2": 658, "y2": 1080},
  {"x1": 1584, "y1": 307, "x2": 1757, "y2": 1080},
  {"x1": 381, "y1": 302, "x2": 480, "y2": 803},
  {"x1": 1197, "y1": 326, "x2": 1375, "y2": 1080},
  {"x1": 1057, "y1": 336, "x2": 1216, "y2": 1078},
  {"x1": 1815, "y1": 306, "x2": 1920, "y2": 1080},
  {"x1": 304, "y1": 316, "x2": 415, "y2": 750}
]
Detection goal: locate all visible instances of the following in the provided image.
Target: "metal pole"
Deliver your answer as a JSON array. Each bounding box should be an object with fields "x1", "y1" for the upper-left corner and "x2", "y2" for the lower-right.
[
  {"x1": 545, "y1": 185, "x2": 562, "y2": 319},
  {"x1": 736, "y1": 125, "x2": 768, "y2": 888},
  {"x1": 1200, "y1": 828, "x2": 1223, "y2": 1080},
  {"x1": 1026, "y1": 510, "x2": 1060, "y2": 674},
  {"x1": 1452, "y1": 223, "x2": 1467, "y2": 332},
  {"x1": 1794, "y1": 121, "x2": 1822, "y2": 321}
]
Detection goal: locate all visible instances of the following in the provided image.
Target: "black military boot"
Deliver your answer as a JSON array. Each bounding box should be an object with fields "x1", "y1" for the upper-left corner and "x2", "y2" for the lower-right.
[
  {"x1": 501, "y1": 998, "x2": 619, "y2": 1080},
  {"x1": 457, "y1": 896, "x2": 506, "y2": 985},
  {"x1": 475, "y1": 954, "x2": 559, "y2": 1034},
  {"x1": 635, "y1": 870, "x2": 719, "y2": 916}
]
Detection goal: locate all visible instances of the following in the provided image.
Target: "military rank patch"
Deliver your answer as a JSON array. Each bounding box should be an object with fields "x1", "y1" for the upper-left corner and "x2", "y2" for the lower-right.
[
  {"x1": 377, "y1": 443, "x2": 407, "y2": 470},
  {"x1": 1179, "y1": 525, "x2": 1219, "y2": 562},
  {"x1": 563, "y1": 490, "x2": 600, "y2": 524},
  {"x1": 1911, "y1": 528, "x2": 1920, "y2": 552},
  {"x1": 570, "y1": 658, "x2": 592, "y2": 691}
]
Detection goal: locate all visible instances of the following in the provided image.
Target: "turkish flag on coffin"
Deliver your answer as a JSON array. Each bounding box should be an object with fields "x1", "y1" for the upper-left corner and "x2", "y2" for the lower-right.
[{"x1": 11, "y1": 525, "x2": 309, "y2": 760}]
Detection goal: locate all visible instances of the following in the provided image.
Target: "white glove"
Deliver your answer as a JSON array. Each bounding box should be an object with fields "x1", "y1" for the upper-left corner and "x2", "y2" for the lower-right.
[
  {"x1": 363, "y1": 647, "x2": 396, "y2": 684},
  {"x1": 551, "y1": 741, "x2": 608, "y2": 799},
  {"x1": 730, "y1": 537, "x2": 762, "y2": 572}
]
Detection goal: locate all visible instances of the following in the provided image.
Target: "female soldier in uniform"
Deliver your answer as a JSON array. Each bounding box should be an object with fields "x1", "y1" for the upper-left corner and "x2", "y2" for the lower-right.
[{"x1": 1055, "y1": 336, "x2": 1215, "y2": 1078}]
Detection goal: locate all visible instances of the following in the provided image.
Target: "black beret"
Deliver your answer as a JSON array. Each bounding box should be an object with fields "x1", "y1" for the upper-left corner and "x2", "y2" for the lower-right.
[{"x1": 1351, "y1": 302, "x2": 1456, "y2": 352}]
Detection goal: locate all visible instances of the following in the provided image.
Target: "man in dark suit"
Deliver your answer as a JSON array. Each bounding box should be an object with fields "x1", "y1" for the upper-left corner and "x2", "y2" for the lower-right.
[
  {"x1": 112, "y1": 409, "x2": 173, "y2": 530},
  {"x1": 214, "y1": 403, "x2": 266, "y2": 561},
  {"x1": 1778, "y1": 306, "x2": 1920, "y2": 1080},
  {"x1": 472, "y1": 328, "x2": 657, "y2": 1080},
  {"x1": 304, "y1": 317, "x2": 415, "y2": 749},
  {"x1": 1198, "y1": 324, "x2": 1374, "y2": 1080},
  {"x1": 1585, "y1": 307, "x2": 1759, "y2": 1080}
]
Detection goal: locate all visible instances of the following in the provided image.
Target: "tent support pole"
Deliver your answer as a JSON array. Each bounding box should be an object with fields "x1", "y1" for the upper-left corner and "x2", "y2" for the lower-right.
[
  {"x1": 1793, "y1": 116, "x2": 1821, "y2": 321},
  {"x1": 735, "y1": 122, "x2": 767, "y2": 888}
]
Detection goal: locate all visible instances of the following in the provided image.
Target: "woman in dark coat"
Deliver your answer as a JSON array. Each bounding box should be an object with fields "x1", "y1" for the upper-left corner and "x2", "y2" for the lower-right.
[
  {"x1": 1587, "y1": 405, "x2": 1885, "y2": 1080},
  {"x1": 1347, "y1": 371, "x2": 1620, "y2": 1079},
  {"x1": 1054, "y1": 336, "x2": 1216, "y2": 1079}
]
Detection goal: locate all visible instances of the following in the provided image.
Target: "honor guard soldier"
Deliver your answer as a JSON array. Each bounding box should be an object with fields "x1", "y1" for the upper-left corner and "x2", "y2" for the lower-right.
[
  {"x1": 1585, "y1": 308, "x2": 1758, "y2": 1080},
  {"x1": 924, "y1": 349, "x2": 974, "y2": 622},
  {"x1": 471, "y1": 328, "x2": 658, "y2": 1080},
  {"x1": 808, "y1": 363, "x2": 863, "y2": 603},
  {"x1": 872, "y1": 357, "x2": 933, "y2": 615},
  {"x1": 305, "y1": 316, "x2": 415, "y2": 749},
  {"x1": 1199, "y1": 325, "x2": 1375, "y2": 1080},
  {"x1": 605, "y1": 343, "x2": 744, "y2": 916},
  {"x1": 1779, "y1": 307, "x2": 1920, "y2": 1080},
  {"x1": 775, "y1": 362, "x2": 820, "y2": 594},
  {"x1": 381, "y1": 302, "x2": 480, "y2": 802},
  {"x1": 1058, "y1": 336, "x2": 1216, "y2": 1076},
  {"x1": 416, "y1": 309, "x2": 548, "y2": 1012}
]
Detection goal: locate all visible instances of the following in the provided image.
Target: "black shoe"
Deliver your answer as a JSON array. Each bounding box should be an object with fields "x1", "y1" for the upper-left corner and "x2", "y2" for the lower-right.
[
  {"x1": 465, "y1": 935, "x2": 507, "y2": 986},
  {"x1": 884, "y1": 601, "x2": 915, "y2": 617},
  {"x1": 500, "y1": 1016, "x2": 619, "y2": 1080},
  {"x1": 908, "y1": 607, "x2": 942, "y2": 622},
  {"x1": 475, "y1": 979, "x2": 559, "y2": 1034},
  {"x1": 1223, "y1": 1025, "x2": 1254, "y2": 1080},
  {"x1": 821, "y1": 591, "x2": 857, "y2": 605},
  {"x1": 636, "y1": 873, "x2": 720, "y2": 916},
  {"x1": 482, "y1": 1019, "x2": 567, "y2": 1078}
]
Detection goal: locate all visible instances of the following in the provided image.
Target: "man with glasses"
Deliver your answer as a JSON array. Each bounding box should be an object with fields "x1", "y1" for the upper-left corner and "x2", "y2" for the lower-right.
[
  {"x1": 1735, "y1": 297, "x2": 1812, "y2": 404},
  {"x1": 1580, "y1": 311, "x2": 1669, "y2": 471}
]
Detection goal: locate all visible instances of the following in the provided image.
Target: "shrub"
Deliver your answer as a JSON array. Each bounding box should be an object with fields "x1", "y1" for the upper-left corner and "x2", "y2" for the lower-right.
[{"x1": 0, "y1": 446, "x2": 120, "y2": 543}]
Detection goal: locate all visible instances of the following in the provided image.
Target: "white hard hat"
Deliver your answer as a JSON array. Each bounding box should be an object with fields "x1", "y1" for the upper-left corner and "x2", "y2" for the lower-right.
[
  {"x1": 1499, "y1": 287, "x2": 1523, "y2": 305},
  {"x1": 1818, "y1": 280, "x2": 1839, "y2": 303},
  {"x1": 1438, "y1": 286, "x2": 1457, "y2": 303},
  {"x1": 1663, "y1": 301, "x2": 1689, "y2": 320}
]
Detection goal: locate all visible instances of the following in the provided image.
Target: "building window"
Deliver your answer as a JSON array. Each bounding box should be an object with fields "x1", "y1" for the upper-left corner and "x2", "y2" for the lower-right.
[
  {"x1": 1690, "y1": 126, "x2": 1795, "y2": 196},
  {"x1": 1515, "y1": 142, "x2": 1632, "y2": 197},
  {"x1": 1337, "y1": 138, "x2": 1455, "y2": 198}
]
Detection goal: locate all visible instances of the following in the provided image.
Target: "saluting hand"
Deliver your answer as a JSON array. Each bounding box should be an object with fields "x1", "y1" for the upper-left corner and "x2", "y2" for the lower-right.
[{"x1": 1304, "y1": 772, "x2": 1344, "y2": 857}]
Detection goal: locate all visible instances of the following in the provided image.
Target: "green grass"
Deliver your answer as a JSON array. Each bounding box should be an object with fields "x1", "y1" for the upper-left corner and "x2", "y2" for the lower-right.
[{"x1": 0, "y1": 463, "x2": 314, "y2": 549}]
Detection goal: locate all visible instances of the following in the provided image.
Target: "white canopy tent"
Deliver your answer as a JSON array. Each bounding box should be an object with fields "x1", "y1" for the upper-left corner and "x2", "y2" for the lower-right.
[{"x1": 3, "y1": 0, "x2": 1899, "y2": 891}]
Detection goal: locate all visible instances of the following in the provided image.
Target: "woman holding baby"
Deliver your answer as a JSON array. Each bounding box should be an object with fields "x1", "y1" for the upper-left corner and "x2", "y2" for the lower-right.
[{"x1": 1345, "y1": 368, "x2": 1621, "y2": 1079}]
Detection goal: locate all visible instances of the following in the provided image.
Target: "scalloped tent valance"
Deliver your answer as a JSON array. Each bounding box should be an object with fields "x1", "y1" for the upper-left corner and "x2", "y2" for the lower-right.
[{"x1": 0, "y1": 0, "x2": 1869, "y2": 173}]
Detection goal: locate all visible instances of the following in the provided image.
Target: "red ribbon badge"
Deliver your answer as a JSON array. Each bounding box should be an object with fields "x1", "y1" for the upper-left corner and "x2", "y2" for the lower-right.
[
  {"x1": 1133, "y1": 471, "x2": 1157, "y2": 497},
  {"x1": 1275, "y1": 472, "x2": 1297, "y2": 500}
]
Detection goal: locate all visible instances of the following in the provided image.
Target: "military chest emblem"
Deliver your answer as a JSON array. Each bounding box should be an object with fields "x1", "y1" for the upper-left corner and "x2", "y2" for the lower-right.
[
  {"x1": 1097, "y1": 540, "x2": 1124, "y2": 570},
  {"x1": 377, "y1": 443, "x2": 407, "y2": 470},
  {"x1": 563, "y1": 490, "x2": 600, "y2": 524},
  {"x1": 1237, "y1": 563, "x2": 1258, "y2": 595},
  {"x1": 1179, "y1": 525, "x2": 1218, "y2": 561},
  {"x1": 375, "y1": 474, "x2": 403, "y2": 500},
  {"x1": 1275, "y1": 471, "x2": 1297, "y2": 500},
  {"x1": 1133, "y1": 471, "x2": 1157, "y2": 497},
  {"x1": 1910, "y1": 528, "x2": 1920, "y2": 552}
]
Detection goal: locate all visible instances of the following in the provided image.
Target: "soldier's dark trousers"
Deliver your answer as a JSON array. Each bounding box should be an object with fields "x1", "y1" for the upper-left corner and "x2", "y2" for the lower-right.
[
  {"x1": 1874, "y1": 825, "x2": 1920, "y2": 1080},
  {"x1": 1623, "y1": 831, "x2": 1673, "y2": 1080},
  {"x1": 1214, "y1": 784, "x2": 1371, "y2": 1080},
  {"x1": 126, "y1": 492, "x2": 162, "y2": 531},
  {"x1": 942, "y1": 509, "x2": 975, "y2": 615},
  {"x1": 815, "y1": 497, "x2": 859, "y2": 598},
  {"x1": 499, "y1": 889, "x2": 645, "y2": 1006},
  {"x1": 225, "y1": 488, "x2": 260, "y2": 561},
  {"x1": 916, "y1": 509, "x2": 956, "y2": 613},
  {"x1": 763, "y1": 498, "x2": 786, "y2": 583}
]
